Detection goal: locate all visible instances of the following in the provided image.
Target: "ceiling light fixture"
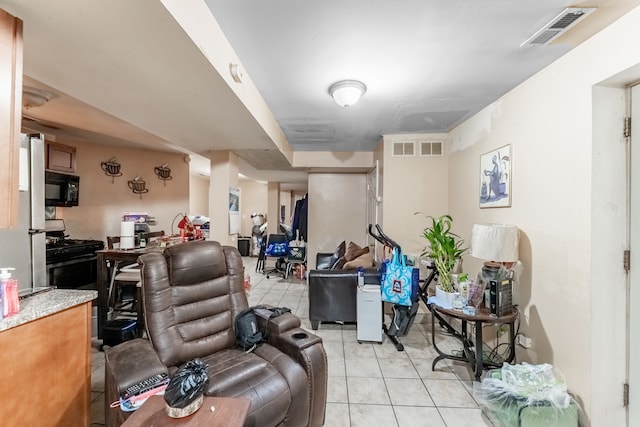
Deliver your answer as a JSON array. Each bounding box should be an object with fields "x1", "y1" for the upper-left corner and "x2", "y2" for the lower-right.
[
  {"x1": 22, "y1": 86, "x2": 56, "y2": 109},
  {"x1": 329, "y1": 80, "x2": 366, "y2": 108}
]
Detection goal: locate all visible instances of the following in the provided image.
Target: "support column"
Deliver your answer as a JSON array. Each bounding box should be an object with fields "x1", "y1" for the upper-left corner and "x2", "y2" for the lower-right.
[
  {"x1": 208, "y1": 150, "x2": 239, "y2": 246},
  {"x1": 267, "y1": 182, "x2": 280, "y2": 236}
]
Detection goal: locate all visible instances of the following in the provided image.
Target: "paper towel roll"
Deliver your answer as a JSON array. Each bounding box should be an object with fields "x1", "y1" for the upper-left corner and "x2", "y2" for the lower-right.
[
  {"x1": 120, "y1": 221, "x2": 135, "y2": 249},
  {"x1": 120, "y1": 236, "x2": 135, "y2": 249}
]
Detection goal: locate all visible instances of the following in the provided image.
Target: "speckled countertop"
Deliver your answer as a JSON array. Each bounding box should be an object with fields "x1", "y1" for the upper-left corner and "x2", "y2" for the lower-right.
[{"x1": 0, "y1": 289, "x2": 96, "y2": 332}]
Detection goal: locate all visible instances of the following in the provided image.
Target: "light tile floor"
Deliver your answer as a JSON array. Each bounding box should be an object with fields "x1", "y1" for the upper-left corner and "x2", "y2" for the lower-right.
[{"x1": 90, "y1": 256, "x2": 495, "y2": 426}]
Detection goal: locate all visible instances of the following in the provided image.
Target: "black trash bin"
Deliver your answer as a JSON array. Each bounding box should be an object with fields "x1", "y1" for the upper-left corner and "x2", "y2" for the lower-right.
[{"x1": 238, "y1": 237, "x2": 251, "y2": 256}]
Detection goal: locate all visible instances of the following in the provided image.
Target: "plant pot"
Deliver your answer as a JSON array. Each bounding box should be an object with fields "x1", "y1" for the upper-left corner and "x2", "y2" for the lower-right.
[{"x1": 435, "y1": 285, "x2": 456, "y2": 309}]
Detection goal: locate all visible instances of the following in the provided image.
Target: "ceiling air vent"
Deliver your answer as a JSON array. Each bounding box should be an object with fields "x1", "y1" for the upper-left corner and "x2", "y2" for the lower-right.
[
  {"x1": 420, "y1": 141, "x2": 443, "y2": 157},
  {"x1": 392, "y1": 141, "x2": 415, "y2": 156},
  {"x1": 521, "y1": 7, "x2": 596, "y2": 47}
]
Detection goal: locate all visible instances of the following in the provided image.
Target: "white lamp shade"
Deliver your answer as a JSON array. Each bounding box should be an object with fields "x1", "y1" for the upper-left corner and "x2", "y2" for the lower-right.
[
  {"x1": 469, "y1": 223, "x2": 519, "y2": 262},
  {"x1": 329, "y1": 80, "x2": 366, "y2": 108}
]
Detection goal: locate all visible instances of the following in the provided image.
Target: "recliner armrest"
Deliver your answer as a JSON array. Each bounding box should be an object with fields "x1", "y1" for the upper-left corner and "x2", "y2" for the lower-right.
[
  {"x1": 105, "y1": 338, "x2": 168, "y2": 393},
  {"x1": 256, "y1": 311, "x2": 301, "y2": 336},
  {"x1": 104, "y1": 339, "x2": 168, "y2": 427},
  {"x1": 270, "y1": 327, "x2": 323, "y2": 355},
  {"x1": 268, "y1": 328, "x2": 327, "y2": 427}
]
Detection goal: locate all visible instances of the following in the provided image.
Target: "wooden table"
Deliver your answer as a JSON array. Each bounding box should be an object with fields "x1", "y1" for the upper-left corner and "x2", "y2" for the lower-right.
[
  {"x1": 430, "y1": 304, "x2": 518, "y2": 381},
  {"x1": 96, "y1": 239, "x2": 204, "y2": 339},
  {"x1": 122, "y1": 396, "x2": 250, "y2": 427}
]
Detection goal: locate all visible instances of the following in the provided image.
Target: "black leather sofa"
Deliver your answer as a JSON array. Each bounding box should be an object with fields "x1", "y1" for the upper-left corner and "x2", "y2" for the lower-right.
[{"x1": 308, "y1": 252, "x2": 380, "y2": 330}]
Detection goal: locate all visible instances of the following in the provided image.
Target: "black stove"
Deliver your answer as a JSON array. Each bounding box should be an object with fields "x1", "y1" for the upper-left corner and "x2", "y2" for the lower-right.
[
  {"x1": 44, "y1": 220, "x2": 105, "y2": 290},
  {"x1": 46, "y1": 237, "x2": 105, "y2": 263}
]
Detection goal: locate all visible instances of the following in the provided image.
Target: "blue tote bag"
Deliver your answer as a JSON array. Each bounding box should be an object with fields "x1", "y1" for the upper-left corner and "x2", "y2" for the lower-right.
[{"x1": 381, "y1": 248, "x2": 416, "y2": 306}]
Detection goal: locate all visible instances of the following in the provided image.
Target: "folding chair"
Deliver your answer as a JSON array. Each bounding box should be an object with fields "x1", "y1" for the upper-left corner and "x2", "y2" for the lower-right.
[{"x1": 285, "y1": 244, "x2": 307, "y2": 279}]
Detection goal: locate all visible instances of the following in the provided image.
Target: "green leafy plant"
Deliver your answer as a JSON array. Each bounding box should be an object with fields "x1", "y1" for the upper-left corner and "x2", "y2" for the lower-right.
[{"x1": 418, "y1": 214, "x2": 467, "y2": 293}]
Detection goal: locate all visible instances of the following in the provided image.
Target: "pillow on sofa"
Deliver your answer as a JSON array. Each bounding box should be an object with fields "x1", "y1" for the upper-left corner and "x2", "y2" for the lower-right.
[
  {"x1": 329, "y1": 241, "x2": 346, "y2": 269},
  {"x1": 342, "y1": 252, "x2": 374, "y2": 269},
  {"x1": 331, "y1": 258, "x2": 346, "y2": 269},
  {"x1": 344, "y1": 241, "x2": 369, "y2": 262}
]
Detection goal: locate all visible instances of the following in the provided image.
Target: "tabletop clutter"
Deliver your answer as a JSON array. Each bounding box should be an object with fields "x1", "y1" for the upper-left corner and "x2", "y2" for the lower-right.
[{"x1": 114, "y1": 358, "x2": 209, "y2": 418}]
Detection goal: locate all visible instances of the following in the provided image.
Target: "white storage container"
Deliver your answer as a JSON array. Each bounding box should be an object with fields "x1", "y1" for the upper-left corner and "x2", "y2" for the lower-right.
[{"x1": 357, "y1": 285, "x2": 382, "y2": 343}]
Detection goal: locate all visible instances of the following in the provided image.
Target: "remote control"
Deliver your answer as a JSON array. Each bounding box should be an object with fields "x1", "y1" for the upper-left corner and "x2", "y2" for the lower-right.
[{"x1": 122, "y1": 373, "x2": 169, "y2": 398}]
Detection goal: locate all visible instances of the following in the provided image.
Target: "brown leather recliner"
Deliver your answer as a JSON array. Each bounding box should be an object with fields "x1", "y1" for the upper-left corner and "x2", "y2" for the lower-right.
[{"x1": 104, "y1": 240, "x2": 327, "y2": 427}]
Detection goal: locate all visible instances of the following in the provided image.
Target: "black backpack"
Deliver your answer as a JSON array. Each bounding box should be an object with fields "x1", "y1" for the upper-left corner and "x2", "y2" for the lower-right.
[{"x1": 235, "y1": 308, "x2": 263, "y2": 351}]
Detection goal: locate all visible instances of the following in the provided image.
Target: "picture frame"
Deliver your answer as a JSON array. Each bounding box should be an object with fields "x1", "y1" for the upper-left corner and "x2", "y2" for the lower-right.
[{"x1": 479, "y1": 144, "x2": 511, "y2": 208}]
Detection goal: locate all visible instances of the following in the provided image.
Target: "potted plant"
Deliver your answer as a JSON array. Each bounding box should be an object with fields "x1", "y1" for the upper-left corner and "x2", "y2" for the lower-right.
[{"x1": 418, "y1": 214, "x2": 467, "y2": 296}]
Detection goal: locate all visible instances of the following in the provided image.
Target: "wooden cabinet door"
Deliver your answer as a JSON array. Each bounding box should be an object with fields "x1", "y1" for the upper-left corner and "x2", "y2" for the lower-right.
[
  {"x1": 46, "y1": 141, "x2": 76, "y2": 174},
  {"x1": 0, "y1": 9, "x2": 23, "y2": 229}
]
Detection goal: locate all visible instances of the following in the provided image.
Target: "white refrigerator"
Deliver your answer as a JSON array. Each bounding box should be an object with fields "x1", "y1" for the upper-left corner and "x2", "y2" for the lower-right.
[{"x1": 0, "y1": 134, "x2": 46, "y2": 293}]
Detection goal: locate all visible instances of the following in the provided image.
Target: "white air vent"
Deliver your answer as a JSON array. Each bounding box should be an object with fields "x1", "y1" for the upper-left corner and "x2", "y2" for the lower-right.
[
  {"x1": 392, "y1": 141, "x2": 415, "y2": 156},
  {"x1": 521, "y1": 7, "x2": 596, "y2": 46},
  {"x1": 420, "y1": 141, "x2": 443, "y2": 156}
]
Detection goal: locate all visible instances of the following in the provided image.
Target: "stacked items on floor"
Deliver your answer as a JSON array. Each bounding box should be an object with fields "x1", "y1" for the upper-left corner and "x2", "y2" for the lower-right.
[{"x1": 474, "y1": 363, "x2": 582, "y2": 427}]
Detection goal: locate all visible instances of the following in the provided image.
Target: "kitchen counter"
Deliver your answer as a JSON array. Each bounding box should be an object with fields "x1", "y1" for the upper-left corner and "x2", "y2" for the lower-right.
[{"x1": 0, "y1": 288, "x2": 96, "y2": 332}]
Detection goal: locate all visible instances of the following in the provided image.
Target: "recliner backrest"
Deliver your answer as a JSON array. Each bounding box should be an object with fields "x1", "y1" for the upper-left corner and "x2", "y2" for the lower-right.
[{"x1": 138, "y1": 240, "x2": 248, "y2": 368}]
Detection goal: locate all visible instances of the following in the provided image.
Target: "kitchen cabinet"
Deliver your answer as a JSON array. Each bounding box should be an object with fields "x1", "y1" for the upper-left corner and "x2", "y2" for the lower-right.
[
  {"x1": 46, "y1": 141, "x2": 77, "y2": 174},
  {"x1": 0, "y1": 289, "x2": 96, "y2": 426},
  {"x1": 0, "y1": 9, "x2": 23, "y2": 229}
]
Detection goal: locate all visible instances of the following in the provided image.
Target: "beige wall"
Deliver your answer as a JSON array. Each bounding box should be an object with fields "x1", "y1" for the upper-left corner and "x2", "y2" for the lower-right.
[
  {"x1": 381, "y1": 134, "x2": 449, "y2": 259},
  {"x1": 307, "y1": 173, "x2": 367, "y2": 268},
  {"x1": 189, "y1": 174, "x2": 209, "y2": 217},
  {"x1": 53, "y1": 139, "x2": 188, "y2": 243},
  {"x1": 443, "y1": 7, "x2": 640, "y2": 424},
  {"x1": 238, "y1": 178, "x2": 267, "y2": 236},
  {"x1": 208, "y1": 150, "x2": 239, "y2": 246},
  {"x1": 266, "y1": 182, "x2": 280, "y2": 235},
  {"x1": 280, "y1": 190, "x2": 291, "y2": 225},
  {"x1": 234, "y1": 184, "x2": 304, "y2": 238}
]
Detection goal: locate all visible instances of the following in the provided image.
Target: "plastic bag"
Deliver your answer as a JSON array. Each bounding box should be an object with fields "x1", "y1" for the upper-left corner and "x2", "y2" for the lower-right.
[
  {"x1": 265, "y1": 242, "x2": 288, "y2": 256},
  {"x1": 164, "y1": 359, "x2": 209, "y2": 409},
  {"x1": 474, "y1": 363, "x2": 580, "y2": 427}
]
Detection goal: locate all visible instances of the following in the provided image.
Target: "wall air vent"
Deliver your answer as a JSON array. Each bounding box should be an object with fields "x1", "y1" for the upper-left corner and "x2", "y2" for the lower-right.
[
  {"x1": 420, "y1": 141, "x2": 443, "y2": 156},
  {"x1": 392, "y1": 141, "x2": 415, "y2": 156},
  {"x1": 521, "y1": 7, "x2": 596, "y2": 47}
]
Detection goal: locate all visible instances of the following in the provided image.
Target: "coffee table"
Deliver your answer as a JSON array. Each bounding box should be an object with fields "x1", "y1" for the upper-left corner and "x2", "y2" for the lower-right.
[{"x1": 122, "y1": 395, "x2": 250, "y2": 427}]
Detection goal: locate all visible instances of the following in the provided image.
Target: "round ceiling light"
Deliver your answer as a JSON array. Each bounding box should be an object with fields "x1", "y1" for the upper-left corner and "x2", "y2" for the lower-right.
[
  {"x1": 328, "y1": 80, "x2": 366, "y2": 108},
  {"x1": 22, "y1": 86, "x2": 56, "y2": 109}
]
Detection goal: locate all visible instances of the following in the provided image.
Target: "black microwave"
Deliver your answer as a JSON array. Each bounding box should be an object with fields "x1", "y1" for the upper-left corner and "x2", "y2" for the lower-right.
[{"x1": 45, "y1": 171, "x2": 80, "y2": 207}]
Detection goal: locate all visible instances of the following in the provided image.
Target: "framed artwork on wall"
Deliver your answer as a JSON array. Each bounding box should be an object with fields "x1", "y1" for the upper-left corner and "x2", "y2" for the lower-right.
[
  {"x1": 479, "y1": 144, "x2": 511, "y2": 208},
  {"x1": 229, "y1": 187, "x2": 240, "y2": 234}
]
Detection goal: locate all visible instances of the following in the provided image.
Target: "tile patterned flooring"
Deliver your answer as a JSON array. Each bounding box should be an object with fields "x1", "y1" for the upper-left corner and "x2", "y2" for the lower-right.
[{"x1": 90, "y1": 256, "x2": 495, "y2": 426}]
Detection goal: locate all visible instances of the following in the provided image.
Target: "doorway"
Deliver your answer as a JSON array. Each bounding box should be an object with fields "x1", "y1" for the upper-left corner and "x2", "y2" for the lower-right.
[
  {"x1": 366, "y1": 160, "x2": 380, "y2": 258},
  {"x1": 629, "y1": 83, "x2": 640, "y2": 425}
]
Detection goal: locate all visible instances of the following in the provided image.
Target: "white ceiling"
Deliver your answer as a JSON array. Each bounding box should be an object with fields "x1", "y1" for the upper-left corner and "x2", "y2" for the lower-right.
[{"x1": 1, "y1": 0, "x2": 638, "y2": 187}]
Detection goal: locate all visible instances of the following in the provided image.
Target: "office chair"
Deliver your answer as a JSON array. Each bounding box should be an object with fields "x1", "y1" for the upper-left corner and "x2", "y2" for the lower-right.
[{"x1": 263, "y1": 234, "x2": 288, "y2": 279}]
